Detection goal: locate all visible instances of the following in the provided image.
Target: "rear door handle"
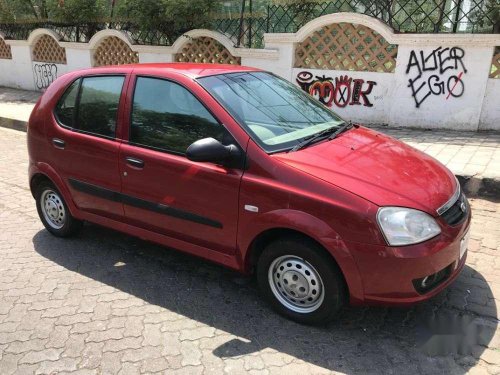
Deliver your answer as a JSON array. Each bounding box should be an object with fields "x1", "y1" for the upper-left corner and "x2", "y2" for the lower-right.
[
  {"x1": 125, "y1": 157, "x2": 144, "y2": 169},
  {"x1": 52, "y1": 138, "x2": 65, "y2": 149}
]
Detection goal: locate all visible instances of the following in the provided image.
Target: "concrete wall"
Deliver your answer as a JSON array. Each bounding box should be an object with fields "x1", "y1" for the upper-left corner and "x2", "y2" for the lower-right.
[
  {"x1": 480, "y1": 78, "x2": 500, "y2": 130},
  {"x1": 292, "y1": 68, "x2": 394, "y2": 125},
  {"x1": 0, "y1": 13, "x2": 499, "y2": 131},
  {"x1": 389, "y1": 45, "x2": 493, "y2": 131},
  {"x1": 3, "y1": 45, "x2": 34, "y2": 90}
]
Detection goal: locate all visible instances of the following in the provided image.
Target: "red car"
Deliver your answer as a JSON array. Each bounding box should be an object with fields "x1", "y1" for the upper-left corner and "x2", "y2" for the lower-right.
[{"x1": 28, "y1": 63, "x2": 470, "y2": 324}]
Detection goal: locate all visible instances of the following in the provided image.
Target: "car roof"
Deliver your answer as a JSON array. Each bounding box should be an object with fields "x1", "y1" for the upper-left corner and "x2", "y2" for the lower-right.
[{"x1": 80, "y1": 63, "x2": 261, "y2": 79}]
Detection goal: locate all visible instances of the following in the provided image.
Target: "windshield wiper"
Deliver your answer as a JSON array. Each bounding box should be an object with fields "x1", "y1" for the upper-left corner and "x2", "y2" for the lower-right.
[
  {"x1": 327, "y1": 120, "x2": 353, "y2": 141},
  {"x1": 289, "y1": 121, "x2": 350, "y2": 152}
]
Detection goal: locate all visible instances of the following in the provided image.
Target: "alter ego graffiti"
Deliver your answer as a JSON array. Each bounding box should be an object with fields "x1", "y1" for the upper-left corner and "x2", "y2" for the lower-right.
[
  {"x1": 296, "y1": 71, "x2": 377, "y2": 108},
  {"x1": 406, "y1": 46, "x2": 467, "y2": 108}
]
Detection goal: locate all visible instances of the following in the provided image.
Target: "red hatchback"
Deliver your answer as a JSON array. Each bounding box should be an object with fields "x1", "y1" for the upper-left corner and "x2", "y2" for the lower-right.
[{"x1": 28, "y1": 63, "x2": 471, "y2": 324}]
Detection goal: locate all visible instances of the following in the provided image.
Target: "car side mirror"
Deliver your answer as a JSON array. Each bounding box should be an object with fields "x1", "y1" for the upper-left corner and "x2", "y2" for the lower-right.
[{"x1": 186, "y1": 137, "x2": 240, "y2": 165}]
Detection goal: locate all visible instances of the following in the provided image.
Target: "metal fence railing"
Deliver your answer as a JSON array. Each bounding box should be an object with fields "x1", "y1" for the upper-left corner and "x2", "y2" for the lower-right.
[
  {"x1": 0, "y1": 20, "x2": 178, "y2": 46},
  {"x1": 214, "y1": 0, "x2": 499, "y2": 48},
  {"x1": 0, "y1": 0, "x2": 498, "y2": 48}
]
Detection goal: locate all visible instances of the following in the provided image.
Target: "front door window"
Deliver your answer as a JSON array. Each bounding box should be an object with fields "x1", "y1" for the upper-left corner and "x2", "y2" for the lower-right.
[{"x1": 130, "y1": 76, "x2": 227, "y2": 154}]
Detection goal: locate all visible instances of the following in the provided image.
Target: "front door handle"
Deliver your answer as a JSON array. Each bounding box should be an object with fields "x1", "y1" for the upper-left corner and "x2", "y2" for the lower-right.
[
  {"x1": 52, "y1": 138, "x2": 65, "y2": 149},
  {"x1": 125, "y1": 157, "x2": 144, "y2": 169}
]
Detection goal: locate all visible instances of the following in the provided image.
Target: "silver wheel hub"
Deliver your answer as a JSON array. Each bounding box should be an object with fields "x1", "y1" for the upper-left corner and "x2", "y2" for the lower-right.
[
  {"x1": 268, "y1": 255, "x2": 325, "y2": 314},
  {"x1": 41, "y1": 190, "x2": 66, "y2": 229}
]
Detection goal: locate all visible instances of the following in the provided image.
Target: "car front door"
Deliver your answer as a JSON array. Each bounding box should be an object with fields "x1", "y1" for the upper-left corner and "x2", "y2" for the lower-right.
[
  {"x1": 46, "y1": 74, "x2": 128, "y2": 220},
  {"x1": 118, "y1": 75, "x2": 245, "y2": 255}
]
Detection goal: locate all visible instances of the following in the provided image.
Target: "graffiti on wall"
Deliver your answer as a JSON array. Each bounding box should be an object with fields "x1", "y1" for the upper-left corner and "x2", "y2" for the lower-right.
[
  {"x1": 33, "y1": 63, "x2": 58, "y2": 90},
  {"x1": 296, "y1": 71, "x2": 377, "y2": 108},
  {"x1": 406, "y1": 46, "x2": 467, "y2": 108}
]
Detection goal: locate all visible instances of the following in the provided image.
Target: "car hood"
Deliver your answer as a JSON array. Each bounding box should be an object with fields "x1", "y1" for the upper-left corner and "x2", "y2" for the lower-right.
[{"x1": 273, "y1": 126, "x2": 456, "y2": 215}]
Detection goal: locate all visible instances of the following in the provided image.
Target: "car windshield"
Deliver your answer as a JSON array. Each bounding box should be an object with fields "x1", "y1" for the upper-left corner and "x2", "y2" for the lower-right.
[{"x1": 198, "y1": 72, "x2": 344, "y2": 153}]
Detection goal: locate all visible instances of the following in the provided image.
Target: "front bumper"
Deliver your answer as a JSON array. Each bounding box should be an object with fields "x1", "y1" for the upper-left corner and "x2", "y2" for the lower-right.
[{"x1": 346, "y1": 212, "x2": 471, "y2": 306}]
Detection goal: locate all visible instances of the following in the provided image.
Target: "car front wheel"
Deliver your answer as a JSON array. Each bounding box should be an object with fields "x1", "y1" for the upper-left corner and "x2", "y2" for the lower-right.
[{"x1": 257, "y1": 236, "x2": 346, "y2": 325}]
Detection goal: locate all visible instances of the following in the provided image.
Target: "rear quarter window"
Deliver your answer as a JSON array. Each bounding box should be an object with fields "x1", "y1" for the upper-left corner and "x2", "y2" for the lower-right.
[{"x1": 54, "y1": 79, "x2": 80, "y2": 128}]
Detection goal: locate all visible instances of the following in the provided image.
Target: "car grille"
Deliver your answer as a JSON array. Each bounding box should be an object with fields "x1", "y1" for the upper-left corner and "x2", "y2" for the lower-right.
[{"x1": 440, "y1": 193, "x2": 468, "y2": 226}]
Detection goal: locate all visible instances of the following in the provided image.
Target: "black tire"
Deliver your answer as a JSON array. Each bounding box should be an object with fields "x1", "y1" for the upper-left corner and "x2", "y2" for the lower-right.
[
  {"x1": 257, "y1": 235, "x2": 346, "y2": 325},
  {"x1": 35, "y1": 181, "x2": 82, "y2": 237}
]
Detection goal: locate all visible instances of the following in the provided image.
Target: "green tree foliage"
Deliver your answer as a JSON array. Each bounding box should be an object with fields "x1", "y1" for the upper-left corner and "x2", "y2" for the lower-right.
[
  {"x1": 114, "y1": 0, "x2": 218, "y2": 34},
  {"x1": 1, "y1": 0, "x2": 218, "y2": 26},
  {"x1": 0, "y1": 1, "x2": 15, "y2": 22},
  {"x1": 0, "y1": 0, "x2": 109, "y2": 22},
  {"x1": 470, "y1": 0, "x2": 499, "y2": 33},
  {"x1": 389, "y1": 0, "x2": 449, "y2": 32},
  {"x1": 46, "y1": 0, "x2": 110, "y2": 23},
  {"x1": 0, "y1": 0, "x2": 48, "y2": 21}
]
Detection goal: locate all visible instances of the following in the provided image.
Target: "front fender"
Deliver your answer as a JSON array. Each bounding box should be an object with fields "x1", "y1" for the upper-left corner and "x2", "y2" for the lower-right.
[{"x1": 237, "y1": 209, "x2": 364, "y2": 303}]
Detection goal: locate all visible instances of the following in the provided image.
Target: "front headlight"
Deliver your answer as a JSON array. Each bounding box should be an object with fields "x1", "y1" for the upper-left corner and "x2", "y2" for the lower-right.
[{"x1": 377, "y1": 207, "x2": 441, "y2": 246}]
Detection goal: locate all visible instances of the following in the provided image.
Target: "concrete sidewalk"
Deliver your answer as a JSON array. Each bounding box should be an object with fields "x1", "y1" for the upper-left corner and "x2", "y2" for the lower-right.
[
  {"x1": 1, "y1": 86, "x2": 499, "y2": 197},
  {"x1": 0, "y1": 87, "x2": 39, "y2": 131}
]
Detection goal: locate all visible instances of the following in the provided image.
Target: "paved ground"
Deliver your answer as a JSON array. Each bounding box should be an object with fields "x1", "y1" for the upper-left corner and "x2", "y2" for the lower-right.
[
  {"x1": 1, "y1": 86, "x2": 500, "y2": 195},
  {"x1": 0, "y1": 127, "x2": 500, "y2": 374}
]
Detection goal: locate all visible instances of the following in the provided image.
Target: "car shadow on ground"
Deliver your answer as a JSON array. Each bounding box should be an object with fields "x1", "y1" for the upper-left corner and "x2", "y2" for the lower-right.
[{"x1": 33, "y1": 223, "x2": 497, "y2": 374}]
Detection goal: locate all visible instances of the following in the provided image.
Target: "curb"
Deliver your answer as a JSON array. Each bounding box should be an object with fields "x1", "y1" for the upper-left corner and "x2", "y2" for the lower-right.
[
  {"x1": 0, "y1": 116, "x2": 29, "y2": 132},
  {"x1": 1, "y1": 117, "x2": 499, "y2": 200},
  {"x1": 458, "y1": 175, "x2": 500, "y2": 200}
]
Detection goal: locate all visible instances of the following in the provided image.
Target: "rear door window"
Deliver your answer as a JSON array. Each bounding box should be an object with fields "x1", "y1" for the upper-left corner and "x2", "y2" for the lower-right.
[{"x1": 76, "y1": 76, "x2": 125, "y2": 138}]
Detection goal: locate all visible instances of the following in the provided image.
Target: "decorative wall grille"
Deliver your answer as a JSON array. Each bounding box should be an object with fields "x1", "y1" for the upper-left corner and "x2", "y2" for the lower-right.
[
  {"x1": 93, "y1": 36, "x2": 139, "y2": 67},
  {"x1": 294, "y1": 23, "x2": 397, "y2": 73},
  {"x1": 32, "y1": 34, "x2": 66, "y2": 64},
  {"x1": 175, "y1": 37, "x2": 241, "y2": 65},
  {"x1": 0, "y1": 37, "x2": 12, "y2": 59},
  {"x1": 490, "y1": 47, "x2": 500, "y2": 79}
]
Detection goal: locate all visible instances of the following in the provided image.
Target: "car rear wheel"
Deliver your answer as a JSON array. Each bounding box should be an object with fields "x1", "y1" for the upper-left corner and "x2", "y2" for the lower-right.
[
  {"x1": 257, "y1": 236, "x2": 346, "y2": 325},
  {"x1": 35, "y1": 181, "x2": 82, "y2": 237}
]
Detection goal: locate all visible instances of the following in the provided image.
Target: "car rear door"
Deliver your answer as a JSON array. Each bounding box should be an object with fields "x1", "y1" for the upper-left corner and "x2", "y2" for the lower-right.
[
  {"x1": 118, "y1": 74, "x2": 246, "y2": 255},
  {"x1": 45, "y1": 73, "x2": 129, "y2": 220}
]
